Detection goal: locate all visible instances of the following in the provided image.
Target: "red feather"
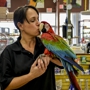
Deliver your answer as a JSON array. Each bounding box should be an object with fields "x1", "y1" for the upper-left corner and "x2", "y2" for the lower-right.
[
  {"x1": 68, "y1": 72, "x2": 81, "y2": 90},
  {"x1": 41, "y1": 21, "x2": 81, "y2": 90}
]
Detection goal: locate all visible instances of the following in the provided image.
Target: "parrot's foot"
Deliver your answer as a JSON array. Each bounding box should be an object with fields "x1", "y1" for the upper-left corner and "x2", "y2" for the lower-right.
[
  {"x1": 37, "y1": 54, "x2": 46, "y2": 59},
  {"x1": 36, "y1": 54, "x2": 46, "y2": 66}
]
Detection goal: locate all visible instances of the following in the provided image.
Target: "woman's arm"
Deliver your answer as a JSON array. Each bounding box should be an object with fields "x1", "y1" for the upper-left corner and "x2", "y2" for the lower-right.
[
  {"x1": 51, "y1": 57, "x2": 63, "y2": 66},
  {"x1": 5, "y1": 73, "x2": 34, "y2": 90},
  {"x1": 5, "y1": 57, "x2": 49, "y2": 90}
]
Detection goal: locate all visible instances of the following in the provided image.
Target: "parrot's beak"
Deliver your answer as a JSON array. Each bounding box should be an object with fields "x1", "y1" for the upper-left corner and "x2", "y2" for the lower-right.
[
  {"x1": 39, "y1": 23, "x2": 44, "y2": 31},
  {"x1": 39, "y1": 23, "x2": 47, "y2": 33}
]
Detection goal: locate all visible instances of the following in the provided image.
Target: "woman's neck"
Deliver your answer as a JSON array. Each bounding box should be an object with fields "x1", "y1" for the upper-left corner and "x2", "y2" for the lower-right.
[
  {"x1": 20, "y1": 36, "x2": 36, "y2": 48},
  {"x1": 20, "y1": 37, "x2": 36, "y2": 54}
]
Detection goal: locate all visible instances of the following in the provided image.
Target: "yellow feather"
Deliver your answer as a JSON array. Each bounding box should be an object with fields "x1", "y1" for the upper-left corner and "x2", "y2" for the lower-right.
[{"x1": 39, "y1": 23, "x2": 44, "y2": 31}]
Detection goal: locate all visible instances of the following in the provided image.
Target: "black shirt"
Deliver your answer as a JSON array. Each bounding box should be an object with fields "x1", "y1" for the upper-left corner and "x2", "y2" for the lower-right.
[{"x1": 0, "y1": 37, "x2": 56, "y2": 90}]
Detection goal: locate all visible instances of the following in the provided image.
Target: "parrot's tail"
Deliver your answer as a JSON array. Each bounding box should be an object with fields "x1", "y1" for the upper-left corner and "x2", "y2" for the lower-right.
[
  {"x1": 68, "y1": 71, "x2": 81, "y2": 90},
  {"x1": 73, "y1": 67, "x2": 79, "y2": 76}
]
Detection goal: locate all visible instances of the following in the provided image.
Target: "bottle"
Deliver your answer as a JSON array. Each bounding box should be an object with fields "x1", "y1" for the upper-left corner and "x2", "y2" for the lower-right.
[
  {"x1": 87, "y1": 46, "x2": 90, "y2": 53},
  {"x1": 89, "y1": 65, "x2": 90, "y2": 74},
  {"x1": 69, "y1": 84, "x2": 75, "y2": 90},
  {"x1": 87, "y1": 42, "x2": 90, "y2": 53}
]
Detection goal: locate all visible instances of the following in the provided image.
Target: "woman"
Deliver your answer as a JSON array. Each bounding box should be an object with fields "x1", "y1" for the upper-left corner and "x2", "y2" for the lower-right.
[{"x1": 0, "y1": 5, "x2": 62, "y2": 90}]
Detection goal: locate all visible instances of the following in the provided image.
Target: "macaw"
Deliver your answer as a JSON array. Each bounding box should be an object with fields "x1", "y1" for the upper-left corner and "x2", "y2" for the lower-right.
[{"x1": 39, "y1": 21, "x2": 84, "y2": 90}]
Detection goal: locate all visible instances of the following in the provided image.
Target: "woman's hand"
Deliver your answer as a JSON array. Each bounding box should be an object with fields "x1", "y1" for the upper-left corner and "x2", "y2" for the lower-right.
[
  {"x1": 37, "y1": 55, "x2": 51, "y2": 68},
  {"x1": 29, "y1": 55, "x2": 51, "y2": 78}
]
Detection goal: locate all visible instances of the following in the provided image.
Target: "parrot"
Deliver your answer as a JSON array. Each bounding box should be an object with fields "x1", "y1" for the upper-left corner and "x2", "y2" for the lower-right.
[{"x1": 39, "y1": 21, "x2": 84, "y2": 90}]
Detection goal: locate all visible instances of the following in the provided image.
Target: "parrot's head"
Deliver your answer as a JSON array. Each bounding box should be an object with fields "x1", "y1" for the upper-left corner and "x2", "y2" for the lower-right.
[{"x1": 39, "y1": 21, "x2": 55, "y2": 34}]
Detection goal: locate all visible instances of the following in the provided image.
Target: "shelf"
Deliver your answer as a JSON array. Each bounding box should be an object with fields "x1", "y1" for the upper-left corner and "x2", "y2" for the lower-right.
[
  {"x1": 55, "y1": 74, "x2": 90, "y2": 90},
  {"x1": 55, "y1": 54, "x2": 90, "y2": 90},
  {"x1": 83, "y1": 33, "x2": 90, "y2": 34},
  {"x1": 84, "y1": 28, "x2": 90, "y2": 29},
  {"x1": 78, "y1": 19, "x2": 90, "y2": 43}
]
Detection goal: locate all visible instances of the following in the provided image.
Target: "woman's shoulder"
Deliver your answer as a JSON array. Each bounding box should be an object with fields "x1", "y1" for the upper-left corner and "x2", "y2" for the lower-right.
[
  {"x1": 2, "y1": 40, "x2": 20, "y2": 53},
  {"x1": 6, "y1": 40, "x2": 17, "y2": 48}
]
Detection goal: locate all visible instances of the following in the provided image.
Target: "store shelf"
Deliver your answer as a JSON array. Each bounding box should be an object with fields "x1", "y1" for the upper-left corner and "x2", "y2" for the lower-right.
[
  {"x1": 55, "y1": 54, "x2": 90, "y2": 90},
  {"x1": 55, "y1": 75, "x2": 90, "y2": 90},
  {"x1": 78, "y1": 19, "x2": 90, "y2": 43}
]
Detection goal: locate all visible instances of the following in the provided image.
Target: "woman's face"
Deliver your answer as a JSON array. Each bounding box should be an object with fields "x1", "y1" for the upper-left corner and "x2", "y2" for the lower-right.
[{"x1": 20, "y1": 8, "x2": 40, "y2": 37}]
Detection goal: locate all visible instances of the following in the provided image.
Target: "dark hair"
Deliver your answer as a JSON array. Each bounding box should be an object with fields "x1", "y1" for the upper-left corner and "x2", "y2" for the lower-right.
[
  {"x1": 13, "y1": 5, "x2": 39, "y2": 39},
  {"x1": 13, "y1": 5, "x2": 39, "y2": 30}
]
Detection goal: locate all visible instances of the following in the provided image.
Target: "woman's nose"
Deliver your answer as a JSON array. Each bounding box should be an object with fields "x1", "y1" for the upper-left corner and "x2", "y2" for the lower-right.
[{"x1": 37, "y1": 21, "x2": 40, "y2": 26}]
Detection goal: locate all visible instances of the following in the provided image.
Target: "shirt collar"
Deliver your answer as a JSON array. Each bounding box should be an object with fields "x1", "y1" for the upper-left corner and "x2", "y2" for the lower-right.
[{"x1": 12, "y1": 37, "x2": 43, "y2": 51}]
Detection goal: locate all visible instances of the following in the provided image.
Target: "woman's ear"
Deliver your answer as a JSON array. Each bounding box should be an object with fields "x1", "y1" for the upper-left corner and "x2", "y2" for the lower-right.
[{"x1": 17, "y1": 22, "x2": 23, "y2": 31}]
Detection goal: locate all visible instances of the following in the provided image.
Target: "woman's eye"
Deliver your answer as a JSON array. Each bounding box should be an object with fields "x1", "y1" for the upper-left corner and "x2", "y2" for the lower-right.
[
  {"x1": 30, "y1": 19, "x2": 35, "y2": 22},
  {"x1": 29, "y1": 17, "x2": 39, "y2": 23}
]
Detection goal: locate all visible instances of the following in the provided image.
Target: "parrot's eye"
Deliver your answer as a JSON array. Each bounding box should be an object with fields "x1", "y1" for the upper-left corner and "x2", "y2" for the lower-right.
[{"x1": 45, "y1": 24, "x2": 50, "y2": 30}]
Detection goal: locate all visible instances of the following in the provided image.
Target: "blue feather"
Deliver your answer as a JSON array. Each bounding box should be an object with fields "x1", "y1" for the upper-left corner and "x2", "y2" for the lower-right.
[
  {"x1": 42, "y1": 39, "x2": 84, "y2": 73},
  {"x1": 40, "y1": 21, "x2": 83, "y2": 90}
]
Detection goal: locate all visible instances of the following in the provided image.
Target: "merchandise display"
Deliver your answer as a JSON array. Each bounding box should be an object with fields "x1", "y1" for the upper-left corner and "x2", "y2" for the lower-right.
[
  {"x1": 0, "y1": 33, "x2": 7, "y2": 54},
  {"x1": 78, "y1": 20, "x2": 90, "y2": 43},
  {"x1": 55, "y1": 54, "x2": 90, "y2": 90},
  {"x1": 70, "y1": 46, "x2": 85, "y2": 54}
]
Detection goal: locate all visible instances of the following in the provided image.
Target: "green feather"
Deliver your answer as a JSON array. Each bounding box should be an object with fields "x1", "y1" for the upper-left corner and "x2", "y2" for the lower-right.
[{"x1": 41, "y1": 36, "x2": 76, "y2": 59}]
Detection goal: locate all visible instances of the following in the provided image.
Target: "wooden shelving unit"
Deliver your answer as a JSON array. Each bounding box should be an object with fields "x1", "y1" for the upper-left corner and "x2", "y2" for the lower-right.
[
  {"x1": 55, "y1": 54, "x2": 90, "y2": 90},
  {"x1": 78, "y1": 19, "x2": 90, "y2": 43}
]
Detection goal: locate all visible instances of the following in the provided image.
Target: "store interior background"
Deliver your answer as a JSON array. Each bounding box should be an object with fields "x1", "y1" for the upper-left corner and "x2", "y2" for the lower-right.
[
  {"x1": 0, "y1": 0, "x2": 90, "y2": 90},
  {"x1": 0, "y1": 0, "x2": 90, "y2": 52},
  {"x1": 0, "y1": 13, "x2": 90, "y2": 43}
]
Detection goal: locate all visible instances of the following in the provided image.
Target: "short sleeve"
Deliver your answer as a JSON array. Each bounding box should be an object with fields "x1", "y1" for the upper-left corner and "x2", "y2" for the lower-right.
[{"x1": 0, "y1": 47, "x2": 14, "y2": 89}]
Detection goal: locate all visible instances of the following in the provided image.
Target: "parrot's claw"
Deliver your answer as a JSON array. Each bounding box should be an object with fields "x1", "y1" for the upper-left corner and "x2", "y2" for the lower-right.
[
  {"x1": 37, "y1": 54, "x2": 46, "y2": 59},
  {"x1": 36, "y1": 54, "x2": 46, "y2": 66}
]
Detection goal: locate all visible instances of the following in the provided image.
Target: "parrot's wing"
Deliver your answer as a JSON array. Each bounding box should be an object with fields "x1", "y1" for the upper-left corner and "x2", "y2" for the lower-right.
[
  {"x1": 40, "y1": 21, "x2": 82, "y2": 90},
  {"x1": 55, "y1": 35, "x2": 76, "y2": 58},
  {"x1": 41, "y1": 38, "x2": 84, "y2": 72}
]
